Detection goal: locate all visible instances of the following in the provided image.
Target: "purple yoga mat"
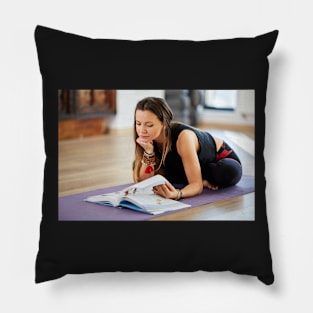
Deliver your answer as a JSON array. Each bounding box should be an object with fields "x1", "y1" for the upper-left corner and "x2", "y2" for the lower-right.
[{"x1": 59, "y1": 175, "x2": 254, "y2": 221}]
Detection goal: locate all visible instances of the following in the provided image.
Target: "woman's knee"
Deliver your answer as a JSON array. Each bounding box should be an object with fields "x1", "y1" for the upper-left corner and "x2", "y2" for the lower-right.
[
  {"x1": 204, "y1": 158, "x2": 242, "y2": 187},
  {"x1": 218, "y1": 158, "x2": 242, "y2": 186}
]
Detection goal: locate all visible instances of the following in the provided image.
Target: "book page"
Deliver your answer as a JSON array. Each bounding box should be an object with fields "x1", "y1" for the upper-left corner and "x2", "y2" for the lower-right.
[
  {"x1": 84, "y1": 175, "x2": 190, "y2": 214},
  {"x1": 124, "y1": 191, "x2": 191, "y2": 214},
  {"x1": 123, "y1": 175, "x2": 169, "y2": 194},
  {"x1": 84, "y1": 191, "x2": 124, "y2": 207}
]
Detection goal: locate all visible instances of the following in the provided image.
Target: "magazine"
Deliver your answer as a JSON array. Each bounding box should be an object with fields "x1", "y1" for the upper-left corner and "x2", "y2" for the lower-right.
[{"x1": 84, "y1": 175, "x2": 190, "y2": 215}]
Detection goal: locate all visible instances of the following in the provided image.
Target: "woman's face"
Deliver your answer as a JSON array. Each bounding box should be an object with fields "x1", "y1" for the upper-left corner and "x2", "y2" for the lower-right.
[{"x1": 135, "y1": 109, "x2": 164, "y2": 144}]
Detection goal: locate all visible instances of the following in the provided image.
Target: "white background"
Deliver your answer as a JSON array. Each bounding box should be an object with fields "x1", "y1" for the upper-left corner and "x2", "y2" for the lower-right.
[{"x1": 1, "y1": 0, "x2": 313, "y2": 312}]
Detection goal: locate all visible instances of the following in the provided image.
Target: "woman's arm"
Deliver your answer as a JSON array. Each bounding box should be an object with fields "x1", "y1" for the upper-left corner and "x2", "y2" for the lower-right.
[
  {"x1": 135, "y1": 138, "x2": 156, "y2": 181},
  {"x1": 153, "y1": 130, "x2": 203, "y2": 199},
  {"x1": 175, "y1": 130, "x2": 203, "y2": 197}
]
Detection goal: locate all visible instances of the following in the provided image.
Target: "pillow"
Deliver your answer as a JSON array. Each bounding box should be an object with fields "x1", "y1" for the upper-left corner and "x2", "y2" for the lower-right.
[{"x1": 35, "y1": 25, "x2": 278, "y2": 285}]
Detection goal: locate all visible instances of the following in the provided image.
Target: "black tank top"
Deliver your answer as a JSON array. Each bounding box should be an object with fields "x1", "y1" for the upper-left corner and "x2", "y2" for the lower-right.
[{"x1": 161, "y1": 123, "x2": 217, "y2": 184}]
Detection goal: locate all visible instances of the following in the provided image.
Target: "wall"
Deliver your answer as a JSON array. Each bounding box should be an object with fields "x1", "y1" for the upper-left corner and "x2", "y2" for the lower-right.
[{"x1": 110, "y1": 90, "x2": 164, "y2": 130}]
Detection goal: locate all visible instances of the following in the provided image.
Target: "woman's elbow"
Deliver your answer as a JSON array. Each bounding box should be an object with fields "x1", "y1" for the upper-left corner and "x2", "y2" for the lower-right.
[{"x1": 195, "y1": 182, "x2": 203, "y2": 195}]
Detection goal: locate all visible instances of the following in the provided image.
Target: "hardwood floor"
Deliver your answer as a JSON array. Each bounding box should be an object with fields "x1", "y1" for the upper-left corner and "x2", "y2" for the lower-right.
[
  {"x1": 58, "y1": 126, "x2": 255, "y2": 220},
  {"x1": 59, "y1": 133, "x2": 135, "y2": 197}
]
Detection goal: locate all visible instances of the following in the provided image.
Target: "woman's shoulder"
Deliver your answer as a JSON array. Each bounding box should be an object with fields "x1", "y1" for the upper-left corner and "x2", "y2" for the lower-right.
[
  {"x1": 171, "y1": 122, "x2": 193, "y2": 132},
  {"x1": 171, "y1": 122, "x2": 216, "y2": 145},
  {"x1": 170, "y1": 122, "x2": 189, "y2": 138},
  {"x1": 171, "y1": 122, "x2": 206, "y2": 136}
]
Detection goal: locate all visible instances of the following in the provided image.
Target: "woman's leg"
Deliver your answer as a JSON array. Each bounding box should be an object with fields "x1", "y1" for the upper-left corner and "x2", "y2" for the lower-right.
[
  {"x1": 204, "y1": 158, "x2": 242, "y2": 188},
  {"x1": 203, "y1": 141, "x2": 242, "y2": 188}
]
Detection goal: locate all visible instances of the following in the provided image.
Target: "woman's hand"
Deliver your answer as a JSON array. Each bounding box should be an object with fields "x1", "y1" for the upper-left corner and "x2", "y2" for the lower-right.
[
  {"x1": 152, "y1": 182, "x2": 178, "y2": 199},
  {"x1": 136, "y1": 137, "x2": 154, "y2": 154}
]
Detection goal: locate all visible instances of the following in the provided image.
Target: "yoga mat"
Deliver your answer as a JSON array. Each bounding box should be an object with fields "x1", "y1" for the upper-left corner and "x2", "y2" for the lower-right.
[{"x1": 59, "y1": 175, "x2": 254, "y2": 221}]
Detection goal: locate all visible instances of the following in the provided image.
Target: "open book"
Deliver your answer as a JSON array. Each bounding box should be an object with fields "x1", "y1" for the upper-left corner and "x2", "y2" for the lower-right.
[{"x1": 84, "y1": 175, "x2": 190, "y2": 215}]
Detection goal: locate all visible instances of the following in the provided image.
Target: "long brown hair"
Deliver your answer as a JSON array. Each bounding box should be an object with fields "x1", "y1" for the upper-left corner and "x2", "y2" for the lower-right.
[{"x1": 133, "y1": 97, "x2": 173, "y2": 182}]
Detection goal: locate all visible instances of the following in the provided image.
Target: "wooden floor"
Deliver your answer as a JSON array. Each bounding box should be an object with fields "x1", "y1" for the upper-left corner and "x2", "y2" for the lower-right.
[{"x1": 59, "y1": 126, "x2": 255, "y2": 221}]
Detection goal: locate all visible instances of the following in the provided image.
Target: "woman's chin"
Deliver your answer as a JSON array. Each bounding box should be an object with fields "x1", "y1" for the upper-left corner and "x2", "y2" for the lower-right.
[{"x1": 140, "y1": 137, "x2": 150, "y2": 142}]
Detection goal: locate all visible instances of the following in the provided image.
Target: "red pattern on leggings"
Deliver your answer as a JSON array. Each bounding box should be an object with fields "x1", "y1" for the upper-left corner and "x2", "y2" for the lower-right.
[{"x1": 216, "y1": 143, "x2": 233, "y2": 161}]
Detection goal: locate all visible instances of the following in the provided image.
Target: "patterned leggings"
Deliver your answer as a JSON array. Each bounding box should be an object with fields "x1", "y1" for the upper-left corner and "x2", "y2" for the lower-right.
[{"x1": 203, "y1": 142, "x2": 242, "y2": 188}]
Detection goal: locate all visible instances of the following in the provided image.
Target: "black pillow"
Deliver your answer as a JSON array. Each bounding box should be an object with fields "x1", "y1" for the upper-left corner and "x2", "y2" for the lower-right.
[{"x1": 35, "y1": 25, "x2": 278, "y2": 285}]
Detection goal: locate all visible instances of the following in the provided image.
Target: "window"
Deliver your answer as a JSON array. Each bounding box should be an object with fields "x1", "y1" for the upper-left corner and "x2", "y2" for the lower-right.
[{"x1": 204, "y1": 90, "x2": 237, "y2": 111}]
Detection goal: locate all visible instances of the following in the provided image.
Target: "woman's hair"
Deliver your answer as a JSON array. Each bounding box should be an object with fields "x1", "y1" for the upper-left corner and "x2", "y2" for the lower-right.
[{"x1": 133, "y1": 97, "x2": 173, "y2": 182}]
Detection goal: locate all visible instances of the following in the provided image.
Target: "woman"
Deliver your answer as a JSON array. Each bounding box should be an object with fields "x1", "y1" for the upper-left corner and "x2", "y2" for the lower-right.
[{"x1": 133, "y1": 97, "x2": 242, "y2": 200}]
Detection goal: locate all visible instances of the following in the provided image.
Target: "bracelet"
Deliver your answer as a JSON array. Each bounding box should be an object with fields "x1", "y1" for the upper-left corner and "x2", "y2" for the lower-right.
[
  {"x1": 141, "y1": 155, "x2": 156, "y2": 166},
  {"x1": 143, "y1": 151, "x2": 155, "y2": 158},
  {"x1": 175, "y1": 189, "x2": 183, "y2": 200},
  {"x1": 142, "y1": 150, "x2": 156, "y2": 166}
]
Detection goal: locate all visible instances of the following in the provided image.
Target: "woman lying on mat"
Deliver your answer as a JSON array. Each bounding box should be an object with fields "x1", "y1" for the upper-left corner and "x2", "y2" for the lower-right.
[{"x1": 133, "y1": 97, "x2": 242, "y2": 200}]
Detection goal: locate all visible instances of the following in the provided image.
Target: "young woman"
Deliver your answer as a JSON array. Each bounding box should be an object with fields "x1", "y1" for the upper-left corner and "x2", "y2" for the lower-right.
[{"x1": 133, "y1": 97, "x2": 242, "y2": 200}]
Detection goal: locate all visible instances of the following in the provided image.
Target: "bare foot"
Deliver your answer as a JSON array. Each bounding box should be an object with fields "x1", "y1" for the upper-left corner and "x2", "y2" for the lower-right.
[{"x1": 202, "y1": 180, "x2": 219, "y2": 191}]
